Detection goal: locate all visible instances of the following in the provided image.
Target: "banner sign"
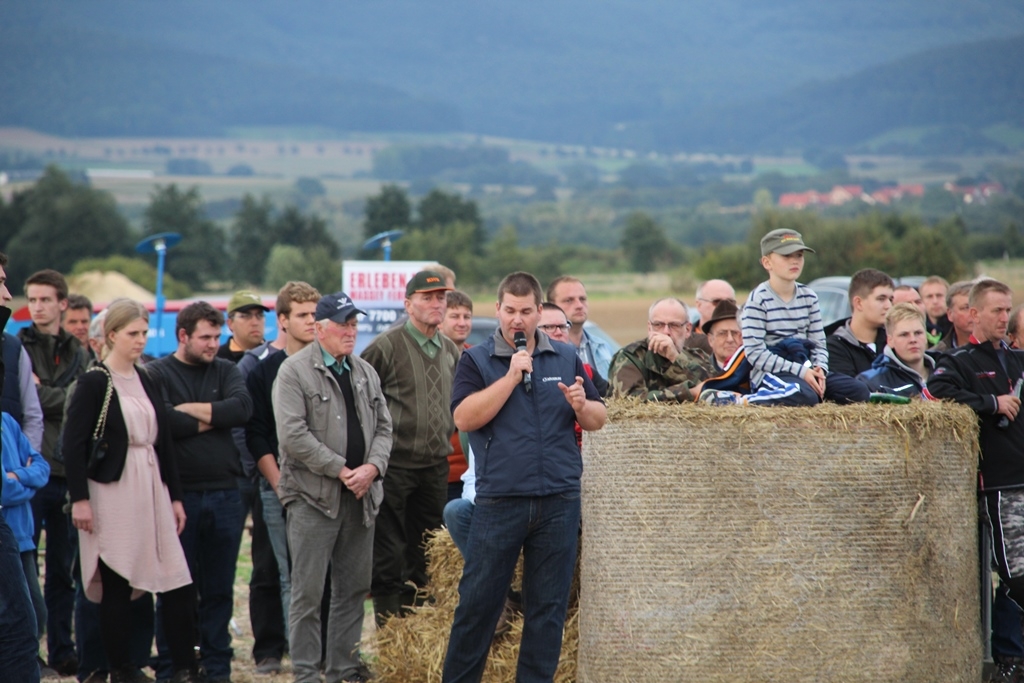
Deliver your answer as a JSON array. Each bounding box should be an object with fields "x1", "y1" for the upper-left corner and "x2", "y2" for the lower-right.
[{"x1": 342, "y1": 260, "x2": 431, "y2": 352}]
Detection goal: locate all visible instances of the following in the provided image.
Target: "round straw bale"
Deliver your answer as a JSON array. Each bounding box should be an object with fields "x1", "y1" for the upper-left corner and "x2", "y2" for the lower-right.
[{"x1": 578, "y1": 400, "x2": 981, "y2": 683}]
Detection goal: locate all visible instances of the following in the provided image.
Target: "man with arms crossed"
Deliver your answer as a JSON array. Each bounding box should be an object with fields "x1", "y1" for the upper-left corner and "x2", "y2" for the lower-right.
[{"x1": 443, "y1": 272, "x2": 606, "y2": 682}]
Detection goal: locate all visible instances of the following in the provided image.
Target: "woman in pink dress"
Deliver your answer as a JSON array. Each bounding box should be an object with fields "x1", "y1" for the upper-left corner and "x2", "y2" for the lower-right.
[{"x1": 63, "y1": 299, "x2": 199, "y2": 683}]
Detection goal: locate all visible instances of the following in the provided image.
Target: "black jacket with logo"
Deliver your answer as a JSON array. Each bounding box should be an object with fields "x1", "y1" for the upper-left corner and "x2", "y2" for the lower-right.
[{"x1": 926, "y1": 338, "x2": 1024, "y2": 491}]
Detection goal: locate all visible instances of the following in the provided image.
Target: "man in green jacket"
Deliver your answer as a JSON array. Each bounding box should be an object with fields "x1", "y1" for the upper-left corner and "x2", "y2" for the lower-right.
[
  {"x1": 18, "y1": 269, "x2": 90, "y2": 676},
  {"x1": 361, "y1": 270, "x2": 460, "y2": 626}
]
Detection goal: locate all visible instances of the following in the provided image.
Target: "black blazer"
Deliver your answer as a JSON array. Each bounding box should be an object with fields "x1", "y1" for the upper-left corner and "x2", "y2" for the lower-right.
[{"x1": 63, "y1": 364, "x2": 182, "y2": 503}]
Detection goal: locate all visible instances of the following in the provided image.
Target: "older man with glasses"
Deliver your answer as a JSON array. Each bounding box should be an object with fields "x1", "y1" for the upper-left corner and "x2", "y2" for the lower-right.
[
  {"x1": 608, "y1": 297, "x2": 713, "y2": 402},
  {"x1": 685, "y1": 279, "x2": 737, "y2": 355}
]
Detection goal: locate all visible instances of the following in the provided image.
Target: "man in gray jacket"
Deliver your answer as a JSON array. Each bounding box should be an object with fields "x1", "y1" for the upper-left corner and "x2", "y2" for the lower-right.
[{"x1": 273, "y1": 292, "x2": 392, "y2": 683}]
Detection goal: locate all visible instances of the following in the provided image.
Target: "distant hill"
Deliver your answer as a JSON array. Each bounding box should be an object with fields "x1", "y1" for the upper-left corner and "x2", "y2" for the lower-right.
[
  {"x1": 0, "y1": 20, "x2": 459, "y2": 136},
  {"x1": 2, "y1": 1, "x2": 1024, "y2": 151},
  {"x1": 643, "y1": 34, "x2": 1024, "y2": 153}
]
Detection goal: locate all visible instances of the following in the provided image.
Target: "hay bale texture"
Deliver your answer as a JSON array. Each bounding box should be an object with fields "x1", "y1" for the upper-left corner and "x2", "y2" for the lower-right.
[
  {"x1": 371, "y1": 529, "x2": 579, "y2": 682},
  {"x1": 578, "y1": 401, "x2": 982, "y2": 683}
]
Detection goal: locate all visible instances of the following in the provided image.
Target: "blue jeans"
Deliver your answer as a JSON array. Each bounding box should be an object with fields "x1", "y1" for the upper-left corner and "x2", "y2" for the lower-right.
[
  {"x1": 442, "y1": 492, "x2": 580, "y2": 683},
  {"x1": 20, "y1": 550, "x2": 45, "y2": 640},
  {"x1": 31, "y1": 477, "x2": 76, "y2": 665},
  {"x1": 0, "y1": 516, "x2": 40, "y2": 683},
  {"x1": 155, "y1": 488, "x2": 243, "y2": 681},
  {"x1": 442, "y1": 498, "x2": 474, "y2": 557},
  {"x1": 259, "y1": 484, "x2": 291, "y2": 640}
]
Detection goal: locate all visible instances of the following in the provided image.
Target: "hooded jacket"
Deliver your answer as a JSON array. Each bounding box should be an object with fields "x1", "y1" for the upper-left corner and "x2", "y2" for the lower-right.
[
  {"x1": 826, "y1": 319, "x2": 887, "y2": 378},
  {"x1": 857, "y1": 346, "x2": 934, "y2": 397},
  {"x1": 0, "y1": 412, "x2": 50, "y2": 552}
]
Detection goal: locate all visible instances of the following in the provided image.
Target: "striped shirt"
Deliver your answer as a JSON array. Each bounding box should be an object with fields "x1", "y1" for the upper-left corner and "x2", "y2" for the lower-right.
[{"x1": 741, "y1": 280, "x2": 829, "y2": 387}]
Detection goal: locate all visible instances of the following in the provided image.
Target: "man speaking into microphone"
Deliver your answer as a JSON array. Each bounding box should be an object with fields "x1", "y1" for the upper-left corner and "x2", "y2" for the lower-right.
[{"x1": 442, "y1": 271, "x2": 606, "y2": 683}]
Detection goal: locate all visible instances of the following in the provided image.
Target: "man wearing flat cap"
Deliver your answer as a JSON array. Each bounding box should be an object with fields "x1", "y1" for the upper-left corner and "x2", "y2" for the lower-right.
[
  {"x1": 218, "y1": 290, "x2": 270, "y2": 363},
  {"x1": 273, "y1": 292, "x2": 392, "y2": 683},
  {"x1": 361, "y1": 270, "x2": 460, "y2": 625}
]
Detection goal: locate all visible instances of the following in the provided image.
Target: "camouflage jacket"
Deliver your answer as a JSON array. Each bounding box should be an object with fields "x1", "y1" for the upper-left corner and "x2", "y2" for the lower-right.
[{"x1": 608, "y1": 338, "x2": 713, "y2": 402}]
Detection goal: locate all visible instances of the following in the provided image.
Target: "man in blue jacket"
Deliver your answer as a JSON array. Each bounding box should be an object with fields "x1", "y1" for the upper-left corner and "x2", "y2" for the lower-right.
[
  {"x1": 1, "y1": 411, "x2": 50, "y2": 670},
  {"x1": 0, "y1": 251, "x2": 42, "y2": 683},
  {"x1": 442, "y1": 271, "x2": 606, "y2": 683}
]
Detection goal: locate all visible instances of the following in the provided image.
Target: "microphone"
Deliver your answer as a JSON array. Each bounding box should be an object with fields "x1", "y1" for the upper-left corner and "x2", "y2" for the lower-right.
[{"x1": 513, "y1": 331, "x2": 532, "y2": 393}]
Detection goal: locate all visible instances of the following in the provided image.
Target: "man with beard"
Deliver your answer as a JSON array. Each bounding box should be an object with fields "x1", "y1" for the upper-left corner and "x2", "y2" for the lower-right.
[{"x1": 147, "y1": 302, "x2": 253, "y2": 683}]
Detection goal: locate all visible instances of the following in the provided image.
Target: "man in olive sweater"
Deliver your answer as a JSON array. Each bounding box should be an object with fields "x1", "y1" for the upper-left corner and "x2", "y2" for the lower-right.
[
  {"x1": 361, "y1": 270, "x2": 459, "y2": 626},
  {"x1": 146, "y1": 302, "x2": 253, "y2": 683}
]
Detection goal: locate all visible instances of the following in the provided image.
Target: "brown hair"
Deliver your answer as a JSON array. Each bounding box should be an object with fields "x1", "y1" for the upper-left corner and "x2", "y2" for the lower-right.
[
  {"x1": 848, "y1": 268, "x2": 894, "y2": 304},
  {"x1": 946, "y1": 280, "x2": 974, "y2": 309},
  {"x1": 545, "y1": 275, "x2": 583, "y2": 303},
  {"x1": 67, "y1": 293, "x2": 93, "y2": 313},
  {"x1": 498, "y1": 272, "x2": 543, "y2": 306},
  {"x1": 176, "y1": 301, "x2": 224, "y2": 337},
  {"x1": 1009, "y1": 303, "x2": 1024, "y2": 340},
  {"x1": 884, "y1": 302, "x2": 925, "y2": 336},
  {"x1": 446, "y1": 289, "x2": 473, "y2": 312},
  {"x1": 24, "y1": 269, "x2": 69, "y2": 300},
  {"x1": 969, "y1": 279, "x2": 1012, "y2": 309},
  {"x1": 920, "y1": 275, "x2": 950, "y2": 291},
  {"x1": 104, "y1": 299, "x2": 149, "y2": 349},
  {"x1": 276, "y1": 281, "x2": 321, "y2": 318}
]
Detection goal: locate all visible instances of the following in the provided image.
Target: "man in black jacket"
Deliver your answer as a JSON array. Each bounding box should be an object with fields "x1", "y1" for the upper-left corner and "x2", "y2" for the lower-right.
[
  {"x1": 926, "y1": 279, "x2": 1024, "y2": 681},
  {"x1": 147, "y1": 302, "x2": 253, "y2": 683},
  {"x1": 825, "y1": 268, "x2": 893, "y2": 378},
  {"x1": 18, "y1": 269, "x2": 89, "y2": 676}
]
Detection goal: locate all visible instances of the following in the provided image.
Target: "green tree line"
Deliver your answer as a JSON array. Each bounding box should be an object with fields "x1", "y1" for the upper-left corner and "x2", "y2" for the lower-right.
[{"x1": 0, "y1": 166, "x2": 341, "y2": 294}]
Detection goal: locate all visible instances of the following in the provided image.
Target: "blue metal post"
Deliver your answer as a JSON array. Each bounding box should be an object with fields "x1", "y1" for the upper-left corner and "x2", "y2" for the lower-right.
[{"x1": 153, "y1": 238, "x2": 167, "y2": 356}]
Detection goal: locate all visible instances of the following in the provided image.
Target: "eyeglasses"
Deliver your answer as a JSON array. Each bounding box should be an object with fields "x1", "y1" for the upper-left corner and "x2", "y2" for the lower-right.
[
  {"x1": 697, "y1": 297, "x2": 737, "y2": 307},
  {"x1": 538, "y1": 323, "x2": 571, "y2": 332},
  {"x1": 649, "y1": 321, "x2": 688, "y2": 332},
  {"x1": 712, "y1": 329, "x2": 742, "y2": 340}
]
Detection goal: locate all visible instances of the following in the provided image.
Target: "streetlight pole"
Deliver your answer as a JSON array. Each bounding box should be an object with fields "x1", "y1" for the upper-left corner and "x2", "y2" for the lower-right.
[{"x1": 136, "y1": 232, "x2": 181, "y2": 356}]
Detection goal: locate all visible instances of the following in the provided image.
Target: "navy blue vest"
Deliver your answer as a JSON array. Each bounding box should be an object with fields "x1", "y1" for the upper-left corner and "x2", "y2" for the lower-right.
[
  {"x1": 463, "y1": 334, "x2": 585, "y2": 498},
  {"x1": 1, "y1": 333, "x2": 24, "y2": 425}
]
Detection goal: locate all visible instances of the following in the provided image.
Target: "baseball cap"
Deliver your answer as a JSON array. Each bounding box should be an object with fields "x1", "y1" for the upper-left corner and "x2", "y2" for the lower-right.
[
  {"x1": 227, "y1": 290, "x2": 269, "y2": 314},
  {"x1": 406, "y1": 270, "x2": 452, "y2": 297},
  {"x1": 315, "y1": 292, "x2": 366, "y2": 323},
  {"x1": 760, "y1": 229, "x2": 815, "y2": 257}
]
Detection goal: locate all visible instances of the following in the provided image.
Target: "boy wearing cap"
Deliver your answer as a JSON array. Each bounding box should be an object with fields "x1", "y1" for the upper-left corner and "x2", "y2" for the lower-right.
[
  {"x1": 218, "y1": 290, "x2": 269, "y2": 363},
  {"x1": 361, "y1": 271, "x2": 460, "y2": 626},
  {"x1": 274, "y1": 292, "x2": 392, "y2": 683},
  {"x1": 739, "y1": 229, "x2": 830, "y2": 406}
]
